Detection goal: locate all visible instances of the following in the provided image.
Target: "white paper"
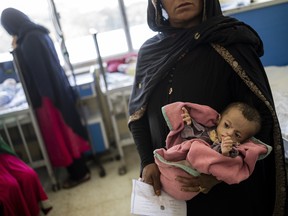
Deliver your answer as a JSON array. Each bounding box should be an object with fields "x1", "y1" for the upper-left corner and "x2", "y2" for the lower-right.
[{"x1": 130, "y1": 179, "x2": 186, "y2": 216}]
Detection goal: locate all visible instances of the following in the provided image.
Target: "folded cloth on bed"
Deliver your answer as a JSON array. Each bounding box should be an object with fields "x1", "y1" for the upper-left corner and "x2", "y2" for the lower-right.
[
  {"x1": 155, "y1": 102, "x2": 272, "y2": 201},
  {"x1": 0, "y1": 79, "x2": 27, "y2": 110},
  {"x1": 0, "y1": 78, "x2": 17, "y2": 106}
]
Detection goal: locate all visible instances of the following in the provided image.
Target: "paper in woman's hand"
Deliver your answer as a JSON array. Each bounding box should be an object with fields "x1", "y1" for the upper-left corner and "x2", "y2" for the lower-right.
[{"x1": 130, "y1": 179, "x2": 186, "y2": 216}]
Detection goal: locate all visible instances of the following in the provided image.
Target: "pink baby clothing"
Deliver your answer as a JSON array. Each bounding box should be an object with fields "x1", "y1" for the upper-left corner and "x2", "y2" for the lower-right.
[{"x1": 155, "y1": 102, "x2": 272, "y2": 200}]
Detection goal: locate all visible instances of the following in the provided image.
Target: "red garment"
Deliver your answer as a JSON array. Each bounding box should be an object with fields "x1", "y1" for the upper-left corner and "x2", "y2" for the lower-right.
[
  {"x1": 0, "y1": 154, "x2": 48, "y2": 216},
  {"x1": 35, "y1": 98, "x2": 91, "y2": 167}
]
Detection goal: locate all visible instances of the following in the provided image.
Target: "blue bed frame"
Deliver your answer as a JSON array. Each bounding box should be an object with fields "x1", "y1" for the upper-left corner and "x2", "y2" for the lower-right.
[{"x1": 226, "y1": 1, "x2": 288, "y2": 66}]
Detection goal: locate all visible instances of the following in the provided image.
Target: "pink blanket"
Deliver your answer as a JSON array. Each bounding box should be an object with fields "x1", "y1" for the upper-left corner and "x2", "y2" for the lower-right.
[
  {"x1": 162, "y1": 101, "x2": 219, "y2": 149},
  {"x1": 155, "y1": 102, "x2": 272, "y2": 200}
]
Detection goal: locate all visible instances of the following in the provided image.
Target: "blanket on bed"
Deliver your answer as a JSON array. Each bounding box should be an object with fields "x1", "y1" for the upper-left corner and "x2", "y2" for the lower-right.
[{"x1": 0, "y1": 78, "x2": 26, "y2": 110}]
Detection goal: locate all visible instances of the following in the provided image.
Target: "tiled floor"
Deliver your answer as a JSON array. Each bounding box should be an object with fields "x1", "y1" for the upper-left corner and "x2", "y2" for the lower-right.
[{"x1": 40, "y1": 144, "x2": 140, "y2": 216}]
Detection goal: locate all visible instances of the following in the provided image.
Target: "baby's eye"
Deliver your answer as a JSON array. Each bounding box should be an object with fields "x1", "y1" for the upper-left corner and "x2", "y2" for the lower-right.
[
  {"x1": 235, "y1": 133, "x2": 241, "y2": 139},
  {"x1": 224, "y1": 123, "x2": 229, "y2": 128}
]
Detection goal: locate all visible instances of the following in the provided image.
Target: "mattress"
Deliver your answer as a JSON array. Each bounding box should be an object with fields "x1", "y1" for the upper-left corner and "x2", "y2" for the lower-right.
[{"x1": 265, "y1": 65, "x2": 288, "y2": 159}]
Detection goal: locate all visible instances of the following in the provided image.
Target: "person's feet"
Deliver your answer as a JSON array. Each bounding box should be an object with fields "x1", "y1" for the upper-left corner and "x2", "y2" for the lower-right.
[
  {"x1": 62, "y1": 173, "x2": 91, "y2": 189},
  {"x1": 42, "y1": 206, "x2": 53, "y2": 215},
  {"x1": 41, "y1": 200, "x2": 53, "y2": 215}
]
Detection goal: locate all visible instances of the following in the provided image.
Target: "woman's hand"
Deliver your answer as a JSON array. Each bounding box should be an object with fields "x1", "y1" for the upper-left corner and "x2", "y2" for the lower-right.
[
  {"x1": 176, "y1": 173, "x2": 221, "y2": 194},
  {"x1": 141, "y1": 163, "x2": 162, "y2": 196}
]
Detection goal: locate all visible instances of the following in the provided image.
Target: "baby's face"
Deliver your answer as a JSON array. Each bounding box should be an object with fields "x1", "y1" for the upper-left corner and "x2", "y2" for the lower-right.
[{"x1": 216, "y1": 108, "x2": 257, "y2": 143}]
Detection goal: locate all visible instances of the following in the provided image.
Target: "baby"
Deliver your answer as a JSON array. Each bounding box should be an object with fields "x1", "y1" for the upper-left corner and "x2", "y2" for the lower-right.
[
  {"x1": 181, "y1": 102, "x2": 262, "y2": 157},
  {"x1": 154, "y1": 101, "x2": 271, "y2": 200}
]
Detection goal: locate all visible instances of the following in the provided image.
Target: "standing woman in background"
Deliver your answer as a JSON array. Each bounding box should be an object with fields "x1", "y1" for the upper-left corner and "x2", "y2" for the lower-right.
[
  {"x1": 1, "y1": 7, "x2": 91, "y2": 189},
  {"x1": 128, "y1": 0, "x2": 287, "y2": 215}
]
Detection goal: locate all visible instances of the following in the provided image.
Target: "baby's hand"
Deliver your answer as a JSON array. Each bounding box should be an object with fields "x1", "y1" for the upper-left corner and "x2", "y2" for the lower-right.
[
  {"x1": 181, "y1": 107, "x2": 192, "y2": 125},
  {"x1": 221, "y1": 136, "x2": 234, "y2": 156}
]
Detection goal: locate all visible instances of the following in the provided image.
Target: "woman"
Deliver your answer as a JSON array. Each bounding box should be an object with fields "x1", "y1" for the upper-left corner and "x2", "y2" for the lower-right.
[
  {"x1": 1, "y1": 8, "x2": 91, "y2": 188},
  {"x1": 0, "y1": 136, "x2": 52, "y2": 215},
  {"x1": 128, "y1": 0, "x2": 287, "y2": 215}
]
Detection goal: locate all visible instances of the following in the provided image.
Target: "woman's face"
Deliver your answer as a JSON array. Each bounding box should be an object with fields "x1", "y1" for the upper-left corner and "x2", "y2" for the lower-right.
[{"x1": 161, "y1": 0, "x2": 204, "y2": 28}]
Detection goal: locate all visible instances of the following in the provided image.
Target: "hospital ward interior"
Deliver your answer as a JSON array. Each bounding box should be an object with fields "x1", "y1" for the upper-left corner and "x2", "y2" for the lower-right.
[{"x1": 0, "y1": 0, "x2": 287, "y2": 215}]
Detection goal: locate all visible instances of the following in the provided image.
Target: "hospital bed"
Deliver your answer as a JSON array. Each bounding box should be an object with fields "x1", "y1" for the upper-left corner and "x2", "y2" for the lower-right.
[
  {"x1": 93, "y1": 69, "x2": 134, "y2": 175},
  {"x1": 0, "y1": 58, "x2": 58, "y2": 190},
  {"x1": 266, "y1": 66, "x2": 288, "y2": 162}
]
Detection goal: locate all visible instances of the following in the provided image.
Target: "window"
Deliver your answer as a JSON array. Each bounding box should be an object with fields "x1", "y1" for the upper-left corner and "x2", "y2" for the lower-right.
[
  {"x1": 0, "y1": 0, "x2": 274, "y2": 66},
  {"x1": 52, "y1": 0, "x2": 129, "y2": 65},
  {"x1": 0, "y1": 0, "x2": 157, "y2": 66},
  {"x1": 52, "y1": 0, "x2": 156, "y2": 65},
  {"x1": 124, "y1": 0, "x2": 156, "y2": 50}
]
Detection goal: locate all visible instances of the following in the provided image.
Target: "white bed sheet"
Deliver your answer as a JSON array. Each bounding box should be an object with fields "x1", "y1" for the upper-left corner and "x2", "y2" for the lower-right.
[
  {"x1": 0, "y1": 80, "x2": 28, "y2": 115},
  {"x1": 265, "y1": 65, "x2": 288, "y2": 159}
]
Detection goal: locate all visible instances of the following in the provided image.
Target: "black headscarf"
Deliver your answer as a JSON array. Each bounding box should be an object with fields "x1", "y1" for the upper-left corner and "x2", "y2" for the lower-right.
[
  {"x1": 128, "y1": 0, "x2": 263, "y2": 119},
  {"x1": 147, "y1": 0, "x2": 222, "y2": 32},
  {"x1": 1, "y1": 7, "x2": 49, "y2": 42}
]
